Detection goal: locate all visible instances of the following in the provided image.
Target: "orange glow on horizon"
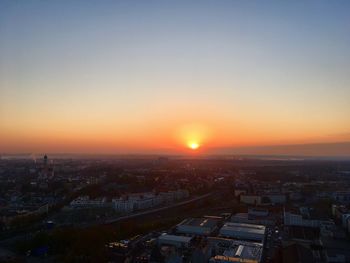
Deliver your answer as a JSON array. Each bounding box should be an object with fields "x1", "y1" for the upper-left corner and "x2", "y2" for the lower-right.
[
  {"x1": 188, "y1": 142, "x2": 200, "y2": 150},
  {"x1": 1, "y1": 113, "x2": 350, "y2": 154},
  {"x1": 174, "y1": 122, "x2": 212, "y2": 152}
]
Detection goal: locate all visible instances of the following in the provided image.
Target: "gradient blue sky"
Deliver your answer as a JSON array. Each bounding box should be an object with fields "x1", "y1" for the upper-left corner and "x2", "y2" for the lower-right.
[{"x1": 1, "y1": 0, "x2": 350, "y2": 154}]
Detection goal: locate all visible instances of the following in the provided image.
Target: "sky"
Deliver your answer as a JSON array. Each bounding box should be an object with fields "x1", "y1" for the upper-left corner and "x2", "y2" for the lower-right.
[{"x1": 1, "y1": 0, "x2": 350, "y2": 155}]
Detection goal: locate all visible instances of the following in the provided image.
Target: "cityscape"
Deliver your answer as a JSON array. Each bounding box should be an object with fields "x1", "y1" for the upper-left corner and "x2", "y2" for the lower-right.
[
  {"x1": 0, "y1": 155, "x2": 350, "y2": 262},
  {"x1": 1, "y1": 1, "x2": 350, "y2": 263}
]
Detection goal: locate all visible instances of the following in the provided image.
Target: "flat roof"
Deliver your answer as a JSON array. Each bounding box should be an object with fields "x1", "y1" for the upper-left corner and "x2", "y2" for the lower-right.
[
  {"x1": 220, "y1": 222, "x2": 266, "y2": 235},
  {"x1": 179, "y1": 217, "x2": 218, "y2": 228},
  {"x1": 232, "y1": 213, "x2": 249, "y2": 218},
  {"x1": 209, "y1": 237, "x2": 263, "y2": 262},
  {"x1": 158, "y1": 234, "x2": 192, "y2": 243},
  {"x1": 249, "y1": 208, "x2": 268, "y2": 212},
  {"x1": 224, "y1": 222, "x2": 265, "y2": 230}
]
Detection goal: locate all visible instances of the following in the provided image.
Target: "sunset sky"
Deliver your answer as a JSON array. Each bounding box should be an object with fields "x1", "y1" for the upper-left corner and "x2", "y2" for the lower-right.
[{"x1": 1, "y1": 1, "x2": 350, "y2": 155}]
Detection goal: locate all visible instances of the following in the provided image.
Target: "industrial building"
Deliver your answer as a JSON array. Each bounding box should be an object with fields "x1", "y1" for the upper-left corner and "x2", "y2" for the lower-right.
[
  {"x1": 158, "y1": 234, "x2": 193, "y2": 248},
  {"x1": 231, "y1": 213, "x2": 275, "y2": 226},
  {"x1": 219, "y1": 222, "x2": 266, "y2": 242},
  {"x1": 248, "y1": 208, "x2": 269, "y2": 217},
  {"x1": 176, "y1": 217, "x2": 220, "y2": 236},
  {"x1": 208, "y1": 237, "x2": 263, "y2": 263},
  {"x1": 240, "y1": 195, "x2": 261, "y2": 205}
]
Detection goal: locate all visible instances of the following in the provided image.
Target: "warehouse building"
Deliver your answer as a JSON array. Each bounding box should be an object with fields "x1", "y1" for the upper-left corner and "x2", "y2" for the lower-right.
[
  {"x1": 219, "y1": 222, "x2": 266, "y2": 242},
  {"x1": 158, "y1": 234, "x2": 193, "y2": 248},
  {"x1": 231, "y1": 213, "x2": 275, "y2": 226},
  {"x1": 176, "y1": 217, "x2": 220, "y2": 236},
  {"x1": 208, "y1": 237, "x2": 263, "y2": 263}
]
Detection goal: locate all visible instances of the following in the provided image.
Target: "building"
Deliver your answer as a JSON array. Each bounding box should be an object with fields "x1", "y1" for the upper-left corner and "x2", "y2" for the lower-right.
[
  {"x1": 234, "y1": 189, "x2": 247, "y2": 197},
  {"x1": 284, "y1": 210, "x2": 322, "y2": 228},
  {"x1": 174, "y1": 189, "x2": 190, "y2": 200},
  {"x1": 69, "y1": 196, "x2": 107, "y2": 209},
  {"x1": 208, "y1": 237, "x2": 263, "y2": 263},
  {"x1": 289, "y1": 192, "x2": 303, "y2": 201},
  {"x1": 230, "y1": 213, "x2": 275, "y2": 226},
  {"x1": 158, "y1": 234, "x2": 193, "y2": 248},
  {"x1": 159, "y1": 192, "x2": 175, "y2": 203},
  {"x1": 332, "y1": 191, "x2": 350, "y2": 204},
  {"x1": 248, "y1": 208, "x2": 268, "y2": 217},
  {"x1": 240, "y1": 194, "x2": 286, "y2": 205},
  {"x1": 240, "y1": 195, "x2": 261, "y2": 205},
  {"x1": 176, "y1": 217, "x2": 220, "y2": 236},
  {"x1": 112, "y1": 192, "x2": 156, "y2": 212},
  {"x1": 265, "y1": 194, "x2": 286, "y2": 204},
  {"x1": 219, "y1": 222, "x2": 266, "y2": 242},
  {"x1": 341, "y1": 214, "x2": 350, "y2": 229},
  {"x1": 112, "y1": 199, "x2": 134, "y2": 213},
  {"x1": 332, "y1": 204, "x2": 350, "y2": 229},
  {"x1": 133, "y1": 196, "x2": 155, "y2": 210},
  {"x1": 112, "y1": 189, "x2": 189, "y2": 213},
  {"x1": 107, "y1": 235, "x2": 145, "y2": 259}
]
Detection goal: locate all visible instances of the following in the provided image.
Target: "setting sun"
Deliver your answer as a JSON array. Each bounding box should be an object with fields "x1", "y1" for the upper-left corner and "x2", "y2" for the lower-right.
[
  {"x1": 188, "y1": 142, "x2": 200, "y2": 150},
  {"x1": 176, "y1": 123, "x2": 211, "y2": 152}
]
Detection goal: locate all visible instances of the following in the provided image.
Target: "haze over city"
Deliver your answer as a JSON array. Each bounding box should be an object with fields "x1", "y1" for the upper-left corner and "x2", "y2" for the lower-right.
[{"x1": 1, "y1": 0, "x2": 350, "y2": 156}]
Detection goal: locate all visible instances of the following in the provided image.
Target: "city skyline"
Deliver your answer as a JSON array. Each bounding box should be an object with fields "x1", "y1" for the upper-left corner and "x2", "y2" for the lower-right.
[{"x1": 1, "y1": 1, "x2": 350, "y2": 155}]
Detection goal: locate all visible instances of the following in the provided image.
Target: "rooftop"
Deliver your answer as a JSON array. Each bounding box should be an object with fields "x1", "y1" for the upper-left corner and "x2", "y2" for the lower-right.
[
  {"x1": 220, "y1": 222, "x2": 266, "y2": 235},
  {"x1": 158, "y1": 234, "x2": 192, "y2": 243},
  {"x1": 179, "y1": 217, "x2": 218, "y2": 228},
  {"x1": 209, "y1": 237, "x2": 263, "y2": 262}
]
